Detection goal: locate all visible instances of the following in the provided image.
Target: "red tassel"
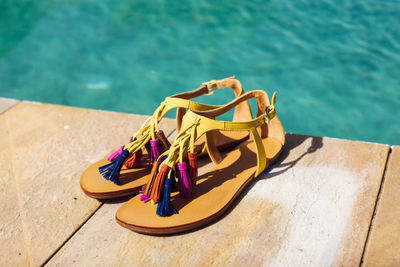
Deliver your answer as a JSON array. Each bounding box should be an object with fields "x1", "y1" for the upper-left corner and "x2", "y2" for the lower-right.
[
  {"x1": 156, "y1": 130, "x2": 171, "y2": 151},
  {"x1": 188, "y1": 152, "x2": 198, "y2": 186},
  {"x1": 149, "y1": 164, "x2": 170, "y2": 203},
  {"x1": 124, "y1": 149, "x2": 143, "y2": 168}
]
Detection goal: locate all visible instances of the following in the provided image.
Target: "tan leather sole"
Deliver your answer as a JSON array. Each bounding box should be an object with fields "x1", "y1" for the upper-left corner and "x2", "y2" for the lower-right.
[
  {"x1": 80, "y1": 131, "x2": 248, "y2": 199},
  {"x1": 115, "y1": 136, "x2": 283, "y2": 235}
]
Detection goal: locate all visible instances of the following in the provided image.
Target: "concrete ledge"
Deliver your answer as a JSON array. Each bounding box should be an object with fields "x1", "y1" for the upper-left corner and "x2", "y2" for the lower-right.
[
  {"x1": 363, "y1": 146, "x2": 400, "y2": 266},
  {"x1": 0, "y1": 97, "x2": 18, "y2": 114},
  {"x1": 0, "y1": 99, "x2": 395, "y2": 266},
  {"x1": 0, "y1": 100, "x2": 176, "y2": 266}
]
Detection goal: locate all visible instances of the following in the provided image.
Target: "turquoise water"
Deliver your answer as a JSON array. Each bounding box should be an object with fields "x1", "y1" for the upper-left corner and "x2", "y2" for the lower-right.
[{"x1": 0, "y1": 0, "x2": 399, "y2": 145}]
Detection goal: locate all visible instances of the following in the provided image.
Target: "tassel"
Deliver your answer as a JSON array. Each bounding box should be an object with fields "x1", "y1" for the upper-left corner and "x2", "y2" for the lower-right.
[
  {"x1": 140, "y1": 160, "x2": 160, "y2": 203},
  {"x1": 150, "y1": 138, "x2": 163, "y2": 162},
  {"x1": 149, "y1": 164, "x2": 170, "y2": 203},
  {"x1": 98, "y1": 149, "x2": 129, "y2": 185},
  {"x1": 155, "y1": 130, "x2": 171, "y2": 151},
  {"x1": 188, "y1": 152, "x2": 198, "y2": 186},
  {"x1": 177, "y1": 162, "x2": 192, "y2": 198},
  {"x1": 140, "y1": 194, "x2": 151, "y2": 203},
  {"x1": 156, "y1": 177, "x2": 178, "y2": 217},
  {"x1": 124, "y1": 149, "x2": 143, "y2": 168},
  {"x1": 144, "y1": 141, "x2": 151, "y2": 155},
  {"x1": 107, "y1": 146, "x2": 124, "y2": 161}
]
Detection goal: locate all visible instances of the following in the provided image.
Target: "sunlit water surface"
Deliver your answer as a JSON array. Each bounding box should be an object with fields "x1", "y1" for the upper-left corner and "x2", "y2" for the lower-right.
[{"x1": 0, "y1": 0, "x2": 399, "y2": 144}]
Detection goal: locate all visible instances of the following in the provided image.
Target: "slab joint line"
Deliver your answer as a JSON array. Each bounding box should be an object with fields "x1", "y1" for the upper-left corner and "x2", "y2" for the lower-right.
[
  {"x1": 41, "y1": 201, "x2": 105, "y2": 266},
  {"x1": 359, "y1": 146, "x2": 392, "y2": 266},
  {"x1": 42, "y1": 126, "x2": 176, "y2": 266}
]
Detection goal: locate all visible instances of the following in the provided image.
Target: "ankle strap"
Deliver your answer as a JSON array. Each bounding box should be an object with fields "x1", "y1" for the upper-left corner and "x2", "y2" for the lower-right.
[
  {"x1": 123, "y1": 77, "x2": 253, "y2": 157},
  {"x1": 177, "y1": 90, "x2": 281, "y2": 177},
  {"x1": 171, "y1": 76, "x2": 252, "y2": 132}
]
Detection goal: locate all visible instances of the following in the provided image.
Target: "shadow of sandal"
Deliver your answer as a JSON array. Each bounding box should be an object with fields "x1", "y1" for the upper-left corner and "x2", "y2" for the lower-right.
[
  {"x1": 260, "y1": 133, "x2": 323, "y2": 180},
  {"x1": 169, "y1": 142, "x2": 253, "y2": 211},
  {"x1": 169, "y1": 133, "x2": 323, "y2": 215}
]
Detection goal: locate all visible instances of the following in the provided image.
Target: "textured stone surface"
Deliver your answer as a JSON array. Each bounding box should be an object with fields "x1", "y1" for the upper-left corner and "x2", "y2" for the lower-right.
[
  {"x1": 0, "y1": 97, "x2": 18, "y2": 114},
  {"x1": 0, "y1": 102, "x2": 176, "y2": 266},
  {"x1": 0, "y1": 115, "x2": 28, "y2": 266},
  {"x1": 363, "y1": 146, "x2": 400, "y2": 267},
  {"x1": 48, "y1": 134, "x2": 389, "y2": 266}
]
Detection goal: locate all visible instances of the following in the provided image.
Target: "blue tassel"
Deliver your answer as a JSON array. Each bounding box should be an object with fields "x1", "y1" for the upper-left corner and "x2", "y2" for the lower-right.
[
  {"x1": 98, "y1": 149, "x2": 129, "y2": 185},
  {"x1": 156, "y1": 178, "x2": 178, "y2": 217},
  {"x1": 144, "y1": 141, "x2": 151, "y2": 155}
]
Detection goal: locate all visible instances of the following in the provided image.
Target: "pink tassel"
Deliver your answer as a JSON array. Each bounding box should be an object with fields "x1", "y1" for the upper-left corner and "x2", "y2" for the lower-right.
[
  {"x1": 107, "y1": 146, "x2": 124, "y2": 161},
  {"x1": 150, "y1": 138, "x2": 163, "y2": 162},
  {"x1": 177, "y1": 162, "x2": 192, "y2": 198},
  {"x1": 140, "y1": 194, "x2": 151, "y2": 203}
]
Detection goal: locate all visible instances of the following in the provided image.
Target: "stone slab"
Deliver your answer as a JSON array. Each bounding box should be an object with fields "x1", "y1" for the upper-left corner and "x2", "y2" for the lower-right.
[
  {"x1": 0, "y1": 115, "x2": 28, "y2": 266},
  {"x1": 0, "y1": 97, "x2": 18, "y2": 114},
  {"x1": 47, "y1": 134, "x2": 389, "y2": 266},
  {"x1": 0, "y1": 102, "x2": 176, "y2": 266},
  {"x1": 363, "y1": 146, "x2": 400, "y2": 266}
]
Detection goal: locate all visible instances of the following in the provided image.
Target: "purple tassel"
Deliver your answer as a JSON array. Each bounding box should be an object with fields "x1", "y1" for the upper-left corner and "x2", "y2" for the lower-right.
[
  {"x1": 150, "y1": 138, "x2": 163, "y2": 162},
  {"x1": 177, "y1": 162, "x2": 192, "y2": 198},
  {"x1": 107, "y1": 146, "x2": 124, "y2": 161}
]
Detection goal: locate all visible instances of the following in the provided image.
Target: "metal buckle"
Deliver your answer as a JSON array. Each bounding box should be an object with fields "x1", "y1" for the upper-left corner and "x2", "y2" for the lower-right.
[
  {"x1": 202, "y1": 80, "x2": 218, "y2": 95},
  {"x1": 265, "y1": 106, "x2": 271, "y2": 125}
]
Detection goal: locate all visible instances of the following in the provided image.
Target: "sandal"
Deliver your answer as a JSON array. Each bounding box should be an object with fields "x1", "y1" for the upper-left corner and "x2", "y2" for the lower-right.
[
  {"x1": 115, "y1": 90, "x2": 285, "y2": 234},
  {"x1": 80, "y1": 77, "x2": 253, "y2": 199}
]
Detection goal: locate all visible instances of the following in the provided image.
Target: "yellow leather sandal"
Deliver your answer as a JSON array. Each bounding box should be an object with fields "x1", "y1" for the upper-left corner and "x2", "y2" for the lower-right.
[
  {"x1": 115, "y1": 90, "x2": 285, "y2": 234},
  {"x1": 80, "y1": 77, "x2": 253, "y2": 199}
]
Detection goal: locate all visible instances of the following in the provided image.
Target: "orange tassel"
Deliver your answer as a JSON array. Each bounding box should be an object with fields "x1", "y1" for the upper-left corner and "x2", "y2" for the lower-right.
[
  {"x1": 149, "y1": 164, "x2": 170, "y2": 203},
  {"x1": 124, "y1": 149, "x2": 143, "y2": 168},
  {"x1": 143, "y1": 160, "x2": 160, "y2": 196}
]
